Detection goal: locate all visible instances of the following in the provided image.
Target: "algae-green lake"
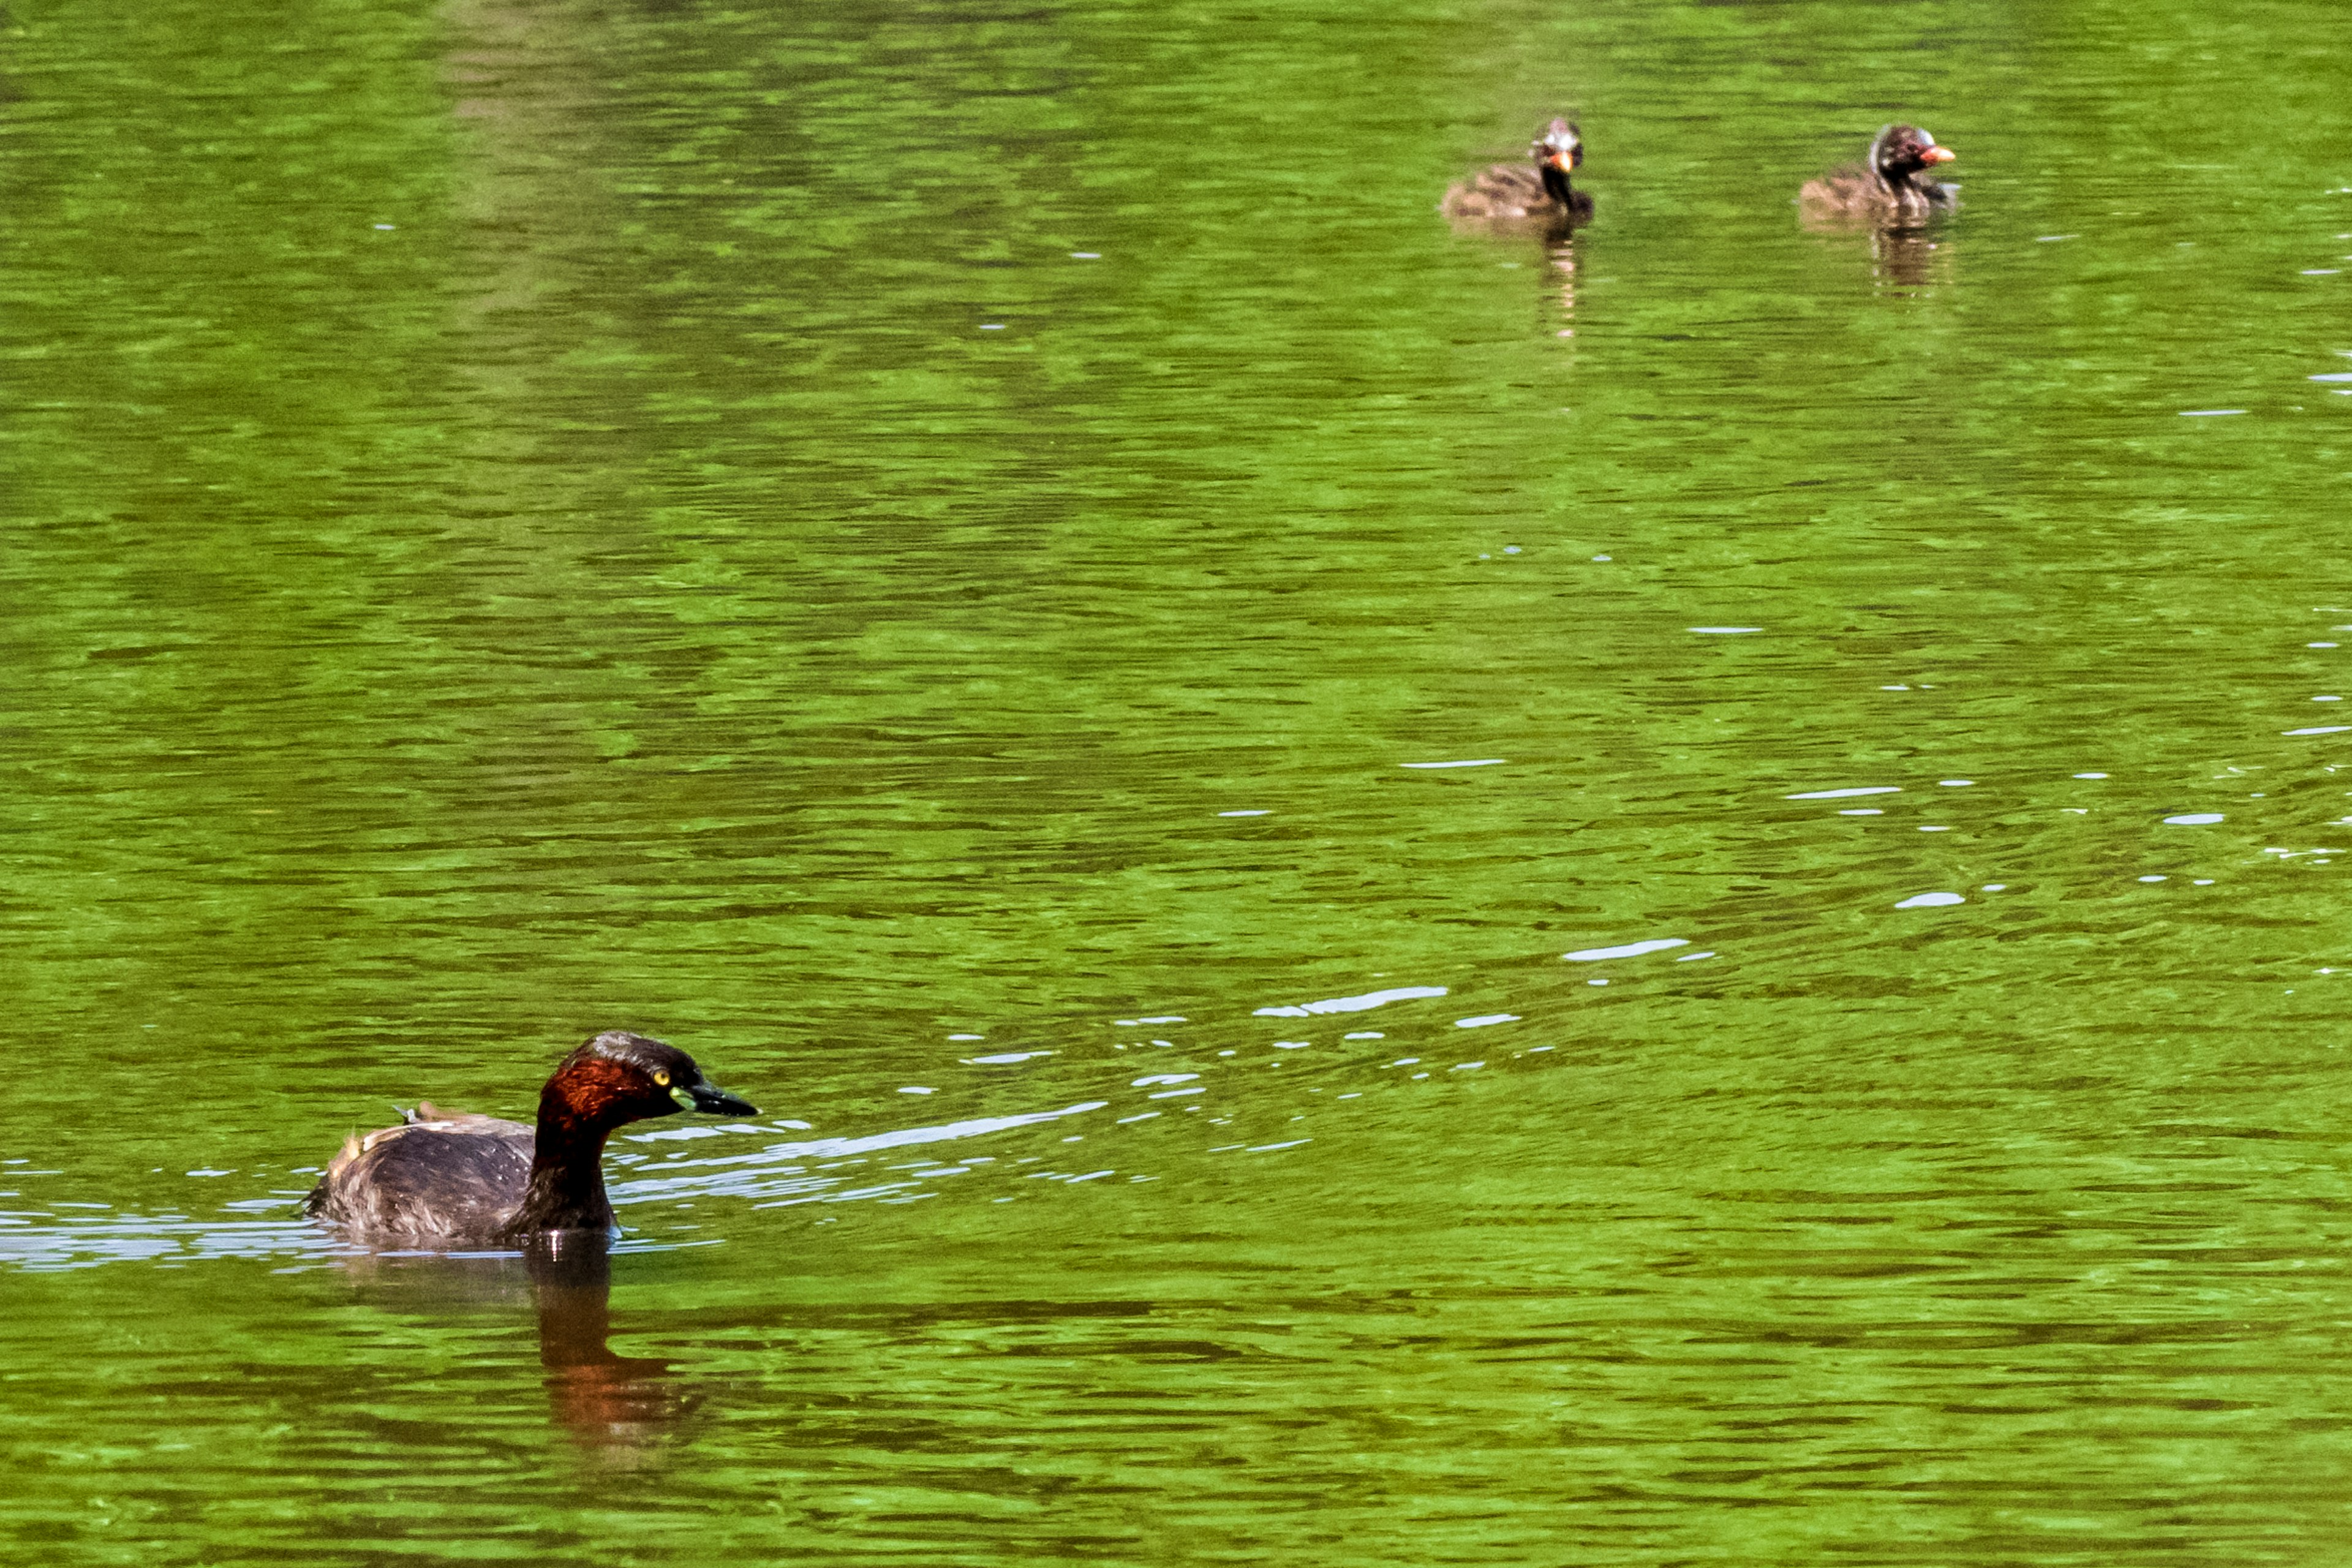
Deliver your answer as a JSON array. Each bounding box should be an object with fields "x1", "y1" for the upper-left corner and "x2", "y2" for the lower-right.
[{"x1": 6, "y1": 0, "x2": 2352, "y2": 1560}]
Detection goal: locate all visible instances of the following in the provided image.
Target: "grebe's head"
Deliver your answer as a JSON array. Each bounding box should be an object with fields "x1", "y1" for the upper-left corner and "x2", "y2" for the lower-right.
[
  {"x1": 1872, "y1": 124, "x2": 1955, "y2": 181},
  {"x1": 1531, "y1": 118, "x2": 1584, "y2": 173},
  {"x1": 543, "y1": 1031, "x2": 760, "y2": 1126}
]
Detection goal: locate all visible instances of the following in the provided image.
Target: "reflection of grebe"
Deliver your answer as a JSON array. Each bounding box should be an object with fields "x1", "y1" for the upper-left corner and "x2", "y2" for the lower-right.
[
  {"x1": 304, "y1": 1031, "x2": 759, "y2": 1243},
  {"x1": 530, "y1": 1243, "x2": 701, "y2": 1458},
  {"x1": 1800, "y1": 124, "x2": 1956, "y2": 225},
  {"x1": 1547, "y1": 232, "x2": 1579, "y2": 336},
  {"x1": 330, "y1": 1245, "x2": 703, "y2": 1458},
  {"x1": 1443, "y1": 119, "x2": 1594, "y2": 228},
  {"x1": 1869, "y1": 227, "x2": 1952, "y2": 290}
]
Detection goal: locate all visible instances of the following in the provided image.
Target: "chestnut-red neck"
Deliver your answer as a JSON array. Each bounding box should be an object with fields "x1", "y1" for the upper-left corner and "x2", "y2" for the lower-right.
[{"x1": 503, "y1": 1059, "x2": 650, "y2": 1236}]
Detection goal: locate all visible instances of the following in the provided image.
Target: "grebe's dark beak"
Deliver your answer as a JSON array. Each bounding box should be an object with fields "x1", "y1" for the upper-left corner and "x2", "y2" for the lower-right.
[{"x1": 673, "y1": 1076, "x2": 760, "y2": 1117}]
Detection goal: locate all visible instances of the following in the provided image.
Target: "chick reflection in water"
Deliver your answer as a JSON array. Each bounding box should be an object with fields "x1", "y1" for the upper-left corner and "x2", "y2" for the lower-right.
[
  {"x1": 1546, "y1": 232, "x2": 1580, "y2": 336},
  {"x1": 1869, "y1": 227, "x2": 1954, "y2": 290}
]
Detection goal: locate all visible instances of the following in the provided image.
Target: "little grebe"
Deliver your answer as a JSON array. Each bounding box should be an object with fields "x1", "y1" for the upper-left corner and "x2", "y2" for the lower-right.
[
  {"x1": 304, "y1": 1030, "x2": 760, "y2": 1244},
  {"x1": 1442, "y1": 118, "x2": 1594, "y2": 226},
  {"x1": 1799, "y1": 124, "x2": 1956, "y2": 224}
]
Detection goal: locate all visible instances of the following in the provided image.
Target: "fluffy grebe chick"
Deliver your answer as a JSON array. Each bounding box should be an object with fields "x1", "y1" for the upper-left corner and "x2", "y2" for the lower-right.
[
  {"x1": 1799, "y1": 124, "x2": 1956, "y2": 224},
  {"x1": 304, "y1": 1031, "x2": 759, "y2": 1244},
  {"x1": 1442, "y1": 118, "x2": 1593, "y2": 225}
]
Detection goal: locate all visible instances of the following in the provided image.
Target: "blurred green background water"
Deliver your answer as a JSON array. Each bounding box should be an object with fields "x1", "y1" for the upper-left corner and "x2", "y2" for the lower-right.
[{"x1": 6, "y1": 0, "x2": 2352, "y2": 1560}]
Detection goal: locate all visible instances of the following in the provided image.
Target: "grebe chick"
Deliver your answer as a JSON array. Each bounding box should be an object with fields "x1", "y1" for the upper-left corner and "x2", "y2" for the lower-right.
[
  {"x1": 304, "y1": 1030, "x2": 759, "y2": 1244},
  {"x1": 1799, "y1": 124, "x2": 1956, "y2": 224},
  {"x1": 1442, "y1": 118, "x2": 1594, "y2": 225}
]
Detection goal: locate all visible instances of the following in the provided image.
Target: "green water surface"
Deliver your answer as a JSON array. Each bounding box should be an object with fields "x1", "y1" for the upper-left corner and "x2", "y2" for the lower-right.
[{"x1": 6, "y1": 0, "x2": 2352, "y2": 1561}]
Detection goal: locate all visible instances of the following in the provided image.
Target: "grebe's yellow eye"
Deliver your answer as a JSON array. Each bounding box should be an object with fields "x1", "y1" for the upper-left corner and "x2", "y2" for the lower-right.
[{"x1": 653, "y1": 1068, "x2": 671, "y2": 1087}]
